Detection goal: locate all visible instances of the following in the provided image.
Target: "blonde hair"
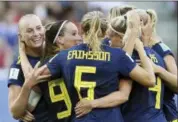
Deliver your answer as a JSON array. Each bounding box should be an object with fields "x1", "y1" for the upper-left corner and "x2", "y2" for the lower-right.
[
  {"x1": 110, "y1": 16, "x2": 127, "y2": 35},
  {"x1": 108, "y1": 5, "x2": 136, "y2": 21},
  {"x1": 18, "y1": 14, "x2": 41, "y2": 32},
  {"x1": 109, "y1": 16, "x2": 127, "y2": 44},
  {"x1": 81, "y1": 11, "x2": 107, "y2": 51},
  {"x1": 146, "y1": 9, "x2": 158, "y2": 33}
]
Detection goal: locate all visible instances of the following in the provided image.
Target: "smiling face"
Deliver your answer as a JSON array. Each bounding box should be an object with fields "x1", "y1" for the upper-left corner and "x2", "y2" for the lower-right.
[{"x1": 19, "y1": 15, "x2": 45, "y2": 49}]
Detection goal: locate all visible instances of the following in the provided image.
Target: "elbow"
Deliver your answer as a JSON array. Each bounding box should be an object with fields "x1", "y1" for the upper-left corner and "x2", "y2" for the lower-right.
[
  {"x1": 122, "y1": 95, "x2": 129, "y2": 103},
  {"x1": 122, "y1": 98, "x2": 129, "y2": 104},
  {"x1": 117, "y1": 93, "x2": 129, "y2": 104},
  {"x1": 10, "y1": 106, "x2": 24, "y2": 120}
]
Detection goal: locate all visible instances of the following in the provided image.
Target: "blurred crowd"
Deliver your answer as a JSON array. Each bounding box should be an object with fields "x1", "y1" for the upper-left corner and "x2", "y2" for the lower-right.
[{"x1": 0, "y1": 1, "x2": 177, "y2": 69}]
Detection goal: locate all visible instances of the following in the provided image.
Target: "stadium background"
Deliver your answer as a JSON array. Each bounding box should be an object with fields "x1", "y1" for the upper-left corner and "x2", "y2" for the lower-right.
[{"x1": 0, "y1": 1, "x2": 177, "y2": 122}]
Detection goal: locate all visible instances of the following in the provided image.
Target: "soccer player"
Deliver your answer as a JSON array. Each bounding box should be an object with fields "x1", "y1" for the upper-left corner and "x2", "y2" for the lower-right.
[
  {"x1": 120, "y1": 10, "x2": 177, "y2": 122},
  {"x1": 75, "y1": 9, "x2": 177, "y2": 122},
  {"x1": 103, "y1": 5, "x2": 136, "y2": 46},
  {"x1": 27, "y1": 11, "x2": 156, "y2": 122},
  {"x1": 108, "y1": 5, "x2": 136, "y2": 21},
  {"x1": 147, "y1": 9, "x2": 178, "y2": 122},
  {"x1": 8, "y1": 14, "x2": 50, "y2": 122},
  {"x1": 19, "y1": 20, "x2": 82, "y2": 122}
]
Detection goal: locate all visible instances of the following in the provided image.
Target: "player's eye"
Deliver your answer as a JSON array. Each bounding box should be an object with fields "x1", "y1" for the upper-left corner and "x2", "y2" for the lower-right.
[
  {"x1": 36, "y1": 26, "x2": 41, "y2": 30},
  {"x1": 72, "y1": 32, "x2": 76, "y2": 36},
  {"x1": 27, "y1": 29, "x2": 33, "y2": 33}
]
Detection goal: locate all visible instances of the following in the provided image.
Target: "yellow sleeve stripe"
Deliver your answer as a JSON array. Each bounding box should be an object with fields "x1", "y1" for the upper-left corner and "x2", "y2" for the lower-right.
[
  {"x1": 171, "y1": 119, "x2": 178, "y2": 122},
  {"x1": 16, "y1": 56, "x2": 21, "y2": 64}
]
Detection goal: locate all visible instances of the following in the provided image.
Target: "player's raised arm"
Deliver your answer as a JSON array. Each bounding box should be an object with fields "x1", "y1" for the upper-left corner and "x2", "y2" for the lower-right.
[
  {"x1": 122, "y1": 10, "x2": 140, "y2": 55},
  {"x1": 108, "y1": 13, "x2": 155, "y2": 87},
  {"x1": 125, "y1": 39, "x2": 156, "y2": 87}
]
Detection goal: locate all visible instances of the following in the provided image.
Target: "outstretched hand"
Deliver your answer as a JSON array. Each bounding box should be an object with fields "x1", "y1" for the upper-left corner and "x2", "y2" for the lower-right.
[
  {"x1": 127, "y1": 10, "x2": 140, "y2": 29},
  {"x1": 24, "y1": 62, "x2": 51, "y2": 88}
]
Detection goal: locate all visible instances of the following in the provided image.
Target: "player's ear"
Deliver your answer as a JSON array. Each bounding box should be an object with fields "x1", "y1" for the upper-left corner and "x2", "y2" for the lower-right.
[
  {"x1": 56, "y1": 36, "x2": 64, "y2": 45},
  {"x1": 42, "y1": 26, "x2": 46, "y2": 32},
  {"x1": 18, "y1": 33, "x2": 22, "y2": 41}
]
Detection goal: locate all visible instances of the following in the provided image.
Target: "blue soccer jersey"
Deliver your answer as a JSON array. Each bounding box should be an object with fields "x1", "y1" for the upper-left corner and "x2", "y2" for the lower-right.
[
  {"x1": 47, "y1": 43, "x2": 136, "y2": 122},
  {"x1": 152, "y1": 42, "x2": 178, "y2": 122},
  {"x1": 39, "y1": 57, "x2": 77, "y2": 122},
  {"x1": 121, "y1": 47, "x2": 167, "y2": 122},
  {"x1": 102, "y1": 37, "x2": 111, "y2": 46},
  {"x1": 8, "y1": 55, "x2": 49, "y2": 122}
]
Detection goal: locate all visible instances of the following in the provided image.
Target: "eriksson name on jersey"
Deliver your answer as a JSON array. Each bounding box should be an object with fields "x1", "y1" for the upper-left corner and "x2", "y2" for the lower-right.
[{"x1": 67, "y1": 50, "x2": 110, "y2": 61}]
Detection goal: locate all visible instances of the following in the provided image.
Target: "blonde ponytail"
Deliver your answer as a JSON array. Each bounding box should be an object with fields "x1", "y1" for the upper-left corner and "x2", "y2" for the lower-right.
[
  {"x1": 146, "y1": 9, "x2": 158, "y2": 33},
  {"x1": 81, "y1": 11, "x2": 107, "y2": 52},
  {"x1": 108, "y1": 7, "x2": 121, "y2": 21},
  {"x1": 108, "y1": 5, "x2": 136, "y2": 21}
]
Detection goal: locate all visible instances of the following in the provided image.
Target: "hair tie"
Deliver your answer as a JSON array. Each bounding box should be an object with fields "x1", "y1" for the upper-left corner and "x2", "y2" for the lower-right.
[
  {"x1": 53, "y1": 20, "x2": 68, "y2": 44},
  {"x1": 109, "y1": 23, "x2": 124, "y2": 36}
]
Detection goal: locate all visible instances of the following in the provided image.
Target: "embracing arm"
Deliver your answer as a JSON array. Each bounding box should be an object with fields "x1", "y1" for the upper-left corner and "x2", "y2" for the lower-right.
[
  {"x1": 152, "y1": 42, "x2": 178, "y2": 93},
  {"x1": 164, "y1": 55, "x2": 177, "y2": 75},
  {"x1": 154, "y1": 64, "x2": 177, "y2": 93},
  {"x1": 75, "y1": 79, "x2": 132, "y2": 118},
  {"x1": 90, "y1": 79, "x2": 132, "y2": 108},
  {"x1": 163, "y1": 55, "x2": 178, "y2": 93}
]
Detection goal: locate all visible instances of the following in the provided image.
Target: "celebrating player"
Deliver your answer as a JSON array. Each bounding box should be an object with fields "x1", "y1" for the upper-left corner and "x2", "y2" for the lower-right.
[{"x1": 8, "y1": 14, "x2": 49, "y2": 122}]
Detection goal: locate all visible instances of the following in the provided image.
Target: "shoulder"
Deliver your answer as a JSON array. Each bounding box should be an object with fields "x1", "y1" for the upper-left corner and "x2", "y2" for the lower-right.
[
  {"x1": 106, "y1": 47, "x2": 126, "y2": 56},
  {"x1": 10, "y1": 56, "x2": 21, "y2": 69},
  {"x1": 153, "y1": 42, "x2": 171, "y2": 52}
]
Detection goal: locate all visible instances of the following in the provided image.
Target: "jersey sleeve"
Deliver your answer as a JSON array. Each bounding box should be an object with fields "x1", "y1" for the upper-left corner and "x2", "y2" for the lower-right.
[
  {"x1": 46, "y1": 53, "x2": 62, "y2": 79},
  {"x1": 7, "y1": 63, "x2": 24, "y2": 87},
  {"x1": 152, "y1": 42, "x2": 174, "y2": 58},
  {"x1": 118, "y1": 51, "x2": 136, "y2": 77}
]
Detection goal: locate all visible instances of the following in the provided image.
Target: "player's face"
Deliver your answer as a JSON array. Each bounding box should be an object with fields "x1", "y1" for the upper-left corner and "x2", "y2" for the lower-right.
[
  {"x1": 57, "y1": 22, "x2": 82, "y2": 50},
  {"x1": 21, "y1": 17, "x2": 45, "y2": 49}
]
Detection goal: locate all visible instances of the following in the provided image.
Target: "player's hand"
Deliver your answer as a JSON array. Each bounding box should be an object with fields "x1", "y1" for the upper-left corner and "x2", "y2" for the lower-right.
[
  {"x1": 126, "y1": 10, "x2": 140, "y2": 36},
  {"x1": 75, "y1": 99, "x2": 93, "y2": 118},
  {"x1": 24, "y1": 62, "x2": 51, "y2": 88},
  {"x1": 19, "y1": 110, "x2": 35, "y2": 122},
  {"x1": 150, "y1": 60, "x2": 162, "y2": 74},
  {"x1": 18, "y1": 34, "x2": 26, "y2": 51},
  {"x1": 141, "y1": 14, "x2": 153, "y2": 41}
]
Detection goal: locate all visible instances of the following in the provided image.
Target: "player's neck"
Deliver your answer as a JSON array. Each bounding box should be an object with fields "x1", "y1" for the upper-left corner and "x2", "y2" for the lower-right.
[
  {"x1": 142, "y1": 41, "x2": 149, "y2": 47},
  {"x1": 25, "y1": 47, "x2": 42, "y2": 57}
]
